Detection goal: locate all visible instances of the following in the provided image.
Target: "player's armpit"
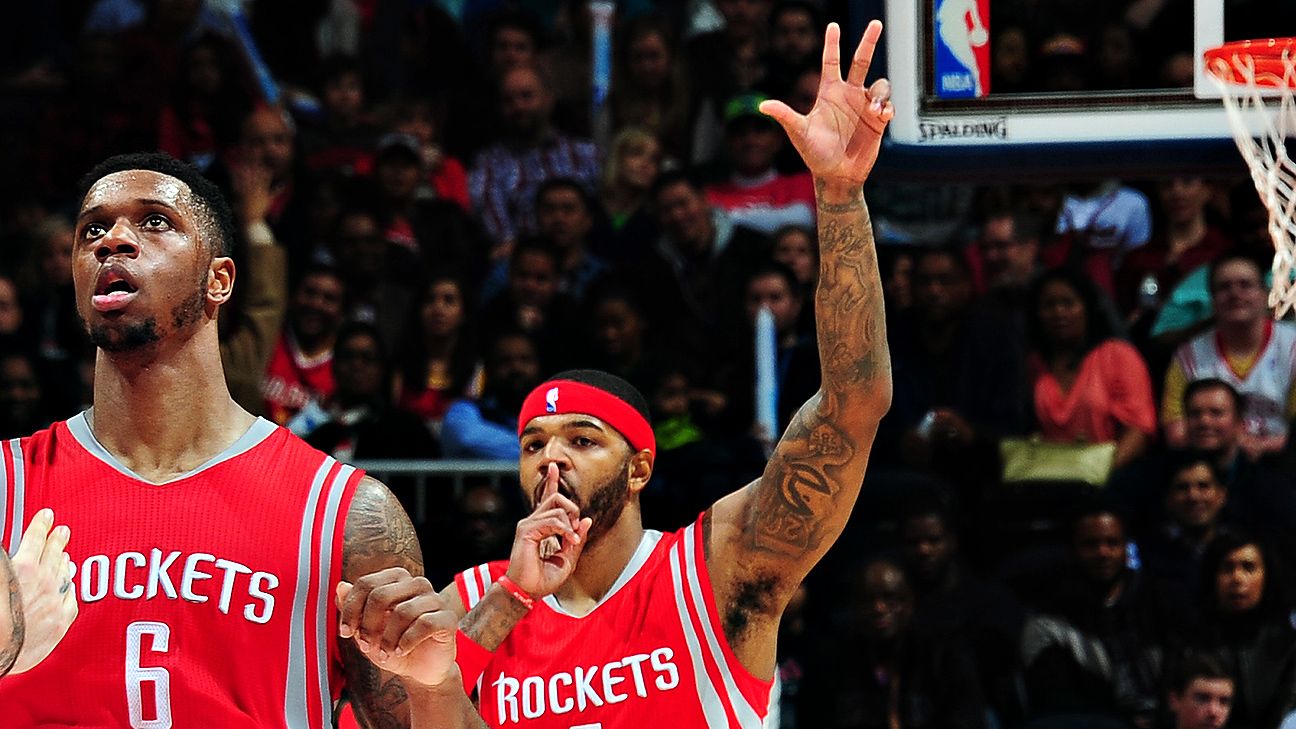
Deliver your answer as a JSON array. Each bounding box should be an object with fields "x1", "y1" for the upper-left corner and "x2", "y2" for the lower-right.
[{"x1": 340, "y1": 476, "x2": 422, "y2": 728}]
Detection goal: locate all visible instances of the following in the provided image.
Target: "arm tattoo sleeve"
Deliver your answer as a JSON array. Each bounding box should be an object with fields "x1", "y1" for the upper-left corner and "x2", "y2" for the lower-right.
[
  {"x1": 340, "y1": 476, "x2": 423, "y2": 728},
  {"x1": 744, "y1": 181, "x2": 891, "y2": 566}
]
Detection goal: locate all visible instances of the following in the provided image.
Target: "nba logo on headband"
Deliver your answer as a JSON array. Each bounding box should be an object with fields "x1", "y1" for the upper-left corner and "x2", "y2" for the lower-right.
[{"x1": 545, "y1": 386, "x2": 560, "y2": 413}]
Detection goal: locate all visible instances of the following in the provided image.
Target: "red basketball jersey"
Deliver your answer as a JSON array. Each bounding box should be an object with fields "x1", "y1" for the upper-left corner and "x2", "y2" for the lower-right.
[
  {"x1": 0, "y1": 412, "x2": 361, "y2": 728},
  {"x1": 263, "y1": 332, "x2": 336, "y2": 425},
  {"x1": 454, "y1": 518, "x2": 772, "y2": 728}
]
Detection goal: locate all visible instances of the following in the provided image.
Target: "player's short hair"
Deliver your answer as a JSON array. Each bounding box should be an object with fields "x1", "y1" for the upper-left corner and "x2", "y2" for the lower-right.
[
  {"x1": 78, "y1": 152, "x2": 237, "y2": 259},
  {"x1": 1183, "y1": 377, "x2": 1243, "y2": 416},
  {"x1": 545, "y1": 369, "x2": 652, "y2": 425},
  {"x1": 1168, "y1": 654, "x2": 1232, "y2": 695}
]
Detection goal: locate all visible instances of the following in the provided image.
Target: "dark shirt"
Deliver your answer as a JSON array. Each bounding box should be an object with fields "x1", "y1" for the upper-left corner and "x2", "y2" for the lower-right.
[
  {"x1": 879, "y1": 304, "x2": 1029, "y2": 465},
  {"x1": 801, "y1": 628, "x2": 988, "y2": 729}
]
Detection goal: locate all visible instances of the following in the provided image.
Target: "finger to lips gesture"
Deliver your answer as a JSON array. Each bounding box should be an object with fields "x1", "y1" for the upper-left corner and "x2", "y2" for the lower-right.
[
  {"x1": 11, "y1": 509, "x2": 78, "y2": 674},
  {"x1": 336, "y1": 569, "x2": 459, "y2": 688},
  {"x1": 507, "y1": 463, "x2": 591, "y2": 598},
  {"x1": 759, "y1": 21, "x2": 894, "y2": 187}
]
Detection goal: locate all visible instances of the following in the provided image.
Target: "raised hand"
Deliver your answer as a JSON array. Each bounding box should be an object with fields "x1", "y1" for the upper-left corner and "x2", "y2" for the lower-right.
[
  {"x1": 506, "y1": 463, "x2": 591, "y2": 598},
  {"x1": 759, "y1": 21, "x2": 894, "y2": 189},
  {"x1": 336, "y1": 570, "x2": 459, "y2": 688},
  {"x1": 10, "y1": 509, "x2": 77, "y2": 675}
]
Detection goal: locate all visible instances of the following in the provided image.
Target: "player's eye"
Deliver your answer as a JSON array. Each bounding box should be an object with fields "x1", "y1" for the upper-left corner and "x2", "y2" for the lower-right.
[
  {"x1": 523, "y1": 440, "x2": 544, "y2": 453},
  {"x1": 574, "y1": 436, "x2": 595, "y2": 447},
  {"x1": 142, "y1": 214, "x2": 172, "y2": 230},
  {"x1": 81, "y1": 223, "x2": 106, "y2": 239}
]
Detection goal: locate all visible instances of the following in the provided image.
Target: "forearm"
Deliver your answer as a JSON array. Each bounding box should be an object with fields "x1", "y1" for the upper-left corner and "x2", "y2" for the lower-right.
[
  {"x1": 737, "y1": 181, "x2": 890, "y2": 565},
  {"x1": 408, "y1": 674, "x2": 488, "y2": 728},
  {"x1": 1112, "y1": 427, "x2": 1149, "y2": 470},
  {"x1": 813, "y1": 179, "x2": 891, "y2": 410},
  {"x1": 459, "y1": 584, "x2": 529, "y2": 651}
]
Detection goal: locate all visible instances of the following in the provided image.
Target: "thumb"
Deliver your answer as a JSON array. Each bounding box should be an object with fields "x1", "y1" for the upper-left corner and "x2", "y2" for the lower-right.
[
  {"x1": 334, "y1": 581, "x2": 352, "y2": 610},
  {"x1": 759, "y1": 99, "x2": 804, "y2": 138}
]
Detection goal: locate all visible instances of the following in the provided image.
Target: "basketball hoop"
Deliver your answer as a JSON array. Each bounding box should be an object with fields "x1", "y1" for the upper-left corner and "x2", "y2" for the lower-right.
[{"x1": 1204, "y1": 38, "x2": 1296, "y2": 318}]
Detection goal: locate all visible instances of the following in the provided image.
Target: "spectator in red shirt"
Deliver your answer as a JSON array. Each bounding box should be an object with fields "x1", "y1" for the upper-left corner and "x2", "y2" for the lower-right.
[
  {"x1": 262, "y1": 265, "x2": 347, "y2": 425},
  {"x1": 1118, "y1": 177, "x2": 1232, "y2": 319},
  {"x1": 704, "y1": 93, "x2": 815, "y2": 235},
  {"x1": 395, "y1": 272, "x2": 481, "y2": 428},
  {"x1": 1026, "y1": 267, "x2": 1156, "y2": 469}
]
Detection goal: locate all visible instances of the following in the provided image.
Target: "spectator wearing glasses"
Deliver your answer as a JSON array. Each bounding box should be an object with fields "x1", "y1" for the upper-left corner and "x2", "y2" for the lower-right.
[{"x1": 1163, "y1": 254, "x2": 1296, "y2": 461}]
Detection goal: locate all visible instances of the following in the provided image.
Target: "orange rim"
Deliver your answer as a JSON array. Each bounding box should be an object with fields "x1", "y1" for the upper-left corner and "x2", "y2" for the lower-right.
[{"x1": 1204, "y1": 38, "x2": 1296, "y2": 87}]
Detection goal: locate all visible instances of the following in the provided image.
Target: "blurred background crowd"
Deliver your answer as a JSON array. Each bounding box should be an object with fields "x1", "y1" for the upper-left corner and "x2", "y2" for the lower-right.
[{"x1": 0, "y1": 1, "x2": 1294, "y2": 728}]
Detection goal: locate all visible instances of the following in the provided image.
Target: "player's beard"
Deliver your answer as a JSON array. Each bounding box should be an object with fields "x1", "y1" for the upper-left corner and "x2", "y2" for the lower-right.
[
  {"x1": 581, "y1": 464, "x2": 631, "y2": 547},
  {"x1": 87, "y1": 280, "x2": 207, "y2": 353}
]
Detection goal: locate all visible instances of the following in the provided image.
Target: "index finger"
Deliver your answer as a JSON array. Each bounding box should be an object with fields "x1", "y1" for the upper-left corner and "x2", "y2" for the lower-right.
[
  {"x1": 820, "y1": 22, "x2": 843, "y2": 84},
  {"x1": 14, "y1": 509, "x2": 53, "y2": 564},
  {"x1": 847, "y1": 20, "x2": 884, "y2": 87},
  {"x1": 541, "y1": 463, "x2": 559, "y2": 502}
]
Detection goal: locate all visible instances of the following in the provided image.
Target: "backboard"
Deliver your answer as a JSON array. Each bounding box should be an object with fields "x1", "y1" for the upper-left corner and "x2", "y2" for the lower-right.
[{"x1": 881, "y1": 0, "x2": 1295, "y2": 156}]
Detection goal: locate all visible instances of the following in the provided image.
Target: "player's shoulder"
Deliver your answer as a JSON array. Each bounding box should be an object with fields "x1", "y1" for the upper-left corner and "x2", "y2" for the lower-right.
[{"x1": 12, "y1": 415, "x2": 82, "y2": 466}]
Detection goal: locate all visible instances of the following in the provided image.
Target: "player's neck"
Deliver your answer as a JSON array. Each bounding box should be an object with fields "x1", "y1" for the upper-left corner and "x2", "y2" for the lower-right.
[
  {"x1": 554, "y1": 513, "x2": 646, "y2": 616},
  {"x1": 89, "y1": 329, "x2": 255, "y2": 483}
]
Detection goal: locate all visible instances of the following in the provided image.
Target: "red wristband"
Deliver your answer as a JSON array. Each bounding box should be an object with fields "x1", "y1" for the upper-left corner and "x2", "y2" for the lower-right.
[{"x1": 496, "y1": 574, "x2": 535, "y2": 610}]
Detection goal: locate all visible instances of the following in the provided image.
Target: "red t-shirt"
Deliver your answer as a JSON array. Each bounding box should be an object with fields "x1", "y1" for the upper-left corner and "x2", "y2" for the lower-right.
[{"x1": 263, "y1": 331, "x2": 335, "y2": 425}]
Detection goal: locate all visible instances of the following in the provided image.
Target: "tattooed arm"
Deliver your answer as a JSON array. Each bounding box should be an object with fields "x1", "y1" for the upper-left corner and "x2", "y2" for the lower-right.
[
  {"x1": 341, "y1": 476, "x2": 487, "y2": 728},
  {"x1": 705, "y1": 21, "x2": 895, "y2": 678}
]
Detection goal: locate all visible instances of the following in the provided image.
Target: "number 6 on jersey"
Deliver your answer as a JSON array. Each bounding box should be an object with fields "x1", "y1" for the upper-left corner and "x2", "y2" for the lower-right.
[{"x1": 126, "y1": 621, "x2": 173, "y2": 729}]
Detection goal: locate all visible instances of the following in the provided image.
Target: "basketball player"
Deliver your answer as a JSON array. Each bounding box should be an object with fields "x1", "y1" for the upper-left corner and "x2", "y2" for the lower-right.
[
  {"x1": 0, "y1": 152, "x2": 481, "y2": 726},
  {"x1": 429, "y1": 22, "x2": 895, "y2": 727},
  {"x1": 0, "y1": 510, "x2": 78, "y2": 678}
]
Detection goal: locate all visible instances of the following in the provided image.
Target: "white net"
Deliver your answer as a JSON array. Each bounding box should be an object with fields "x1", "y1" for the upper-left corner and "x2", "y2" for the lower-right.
[{"x1": 1207, "y1": 44, "x2": 1296, "y2": 317}]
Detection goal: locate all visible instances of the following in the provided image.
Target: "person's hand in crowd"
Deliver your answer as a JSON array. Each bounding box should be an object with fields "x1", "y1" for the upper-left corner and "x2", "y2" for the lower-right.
[
  {"x1": 758, "y1": 21, "x2": 894, "y2": 190},
  {"x1": 336, "y1": 570, "x2": 460, "y2": 688},
  {"x1": 9, "y1": 509, "x2": 77, "y2": 675},
  {"x1": 505, "y1": 463, "x2": 591, "y2": 599},
  {"x1": 516, "y1": 304, "x2": 545, "y2": 331},
  {"x1": 229, "y1": 155, "x2": 276, "y2": 228},
  {"x1": 1238, "y1": 431, "x2": 1286, "y2": 462},
  {"x1": 421, "y1": 143, "x2": 444, "y2": 171}
]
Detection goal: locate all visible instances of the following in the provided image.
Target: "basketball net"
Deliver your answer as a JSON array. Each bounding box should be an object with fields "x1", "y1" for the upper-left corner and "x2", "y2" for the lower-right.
[{"x1": 1206, "y1": 40, "x2": 1296, "y2": 318}]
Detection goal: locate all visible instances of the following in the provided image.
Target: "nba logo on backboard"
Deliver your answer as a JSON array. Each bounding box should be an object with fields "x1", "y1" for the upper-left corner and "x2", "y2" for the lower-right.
[
  {"x1": 933, "y1": 0, "x2": 990, "y2": 98},
  {"x1": 545, "y1": 387, "x2": 560, "y2": 413}
]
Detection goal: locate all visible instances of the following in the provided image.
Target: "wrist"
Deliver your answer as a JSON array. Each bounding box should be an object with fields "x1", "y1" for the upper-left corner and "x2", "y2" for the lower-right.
[
  {"x1": 814, "y1": 179, "x2": 864, "y2": 206},
  {"x1": 496, "y1": 574, "x2": 535, "y2": 609},
  {"x1": 404, "y1": 663, "x2": 465, "y2": 694}
]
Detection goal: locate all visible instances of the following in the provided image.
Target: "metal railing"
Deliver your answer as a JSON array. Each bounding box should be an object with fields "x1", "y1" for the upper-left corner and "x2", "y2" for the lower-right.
[{"x1": 350, "y1": 459, "x2": 517, "y2": 523}]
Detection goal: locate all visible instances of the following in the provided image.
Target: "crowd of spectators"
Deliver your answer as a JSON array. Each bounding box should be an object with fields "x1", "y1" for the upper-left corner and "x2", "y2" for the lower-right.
[{"x1": 2, "y1": 2, "x2": 1296, "y2": 728}]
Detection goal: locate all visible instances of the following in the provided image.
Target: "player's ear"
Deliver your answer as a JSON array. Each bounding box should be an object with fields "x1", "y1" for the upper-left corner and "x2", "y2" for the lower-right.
[
  {"x1": 627, "y1": 449, "x2": 653, "y2": 494},
  {"x1": 207, "y1": 255, "x2": 236, "y2": 308}
]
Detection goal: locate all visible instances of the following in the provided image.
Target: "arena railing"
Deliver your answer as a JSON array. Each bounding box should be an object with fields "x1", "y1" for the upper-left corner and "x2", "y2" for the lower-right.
[{"x1": 351, "y1": 459, "x2": 518, "y2": 524}]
